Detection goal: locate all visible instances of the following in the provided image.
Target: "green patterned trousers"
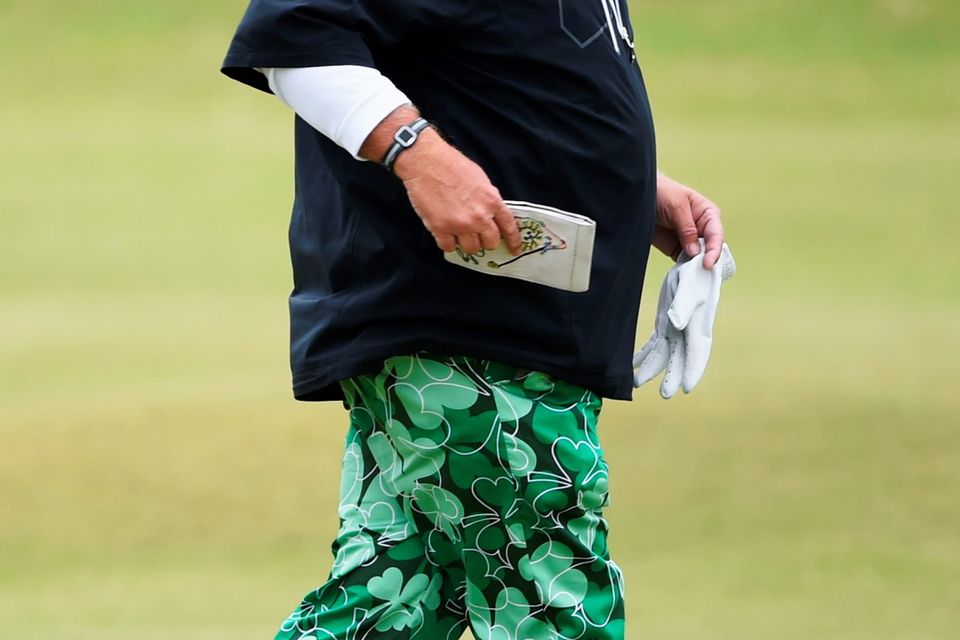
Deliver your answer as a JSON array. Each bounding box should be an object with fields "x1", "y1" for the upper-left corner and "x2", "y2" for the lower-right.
[{"x1": 277, "y1": 354, "x2": 625, "y2": 640}]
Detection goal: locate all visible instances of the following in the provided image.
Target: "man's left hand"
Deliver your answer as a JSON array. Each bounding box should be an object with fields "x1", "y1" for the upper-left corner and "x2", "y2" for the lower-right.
[{"x1": 653, "y1": 172, "x2": 725, "y2": 269}]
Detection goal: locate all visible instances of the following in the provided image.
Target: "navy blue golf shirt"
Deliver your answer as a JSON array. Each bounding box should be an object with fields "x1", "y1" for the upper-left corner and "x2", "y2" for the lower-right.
[{"x1": 222, "y1": 0, "x2": 657, "y2": 401}]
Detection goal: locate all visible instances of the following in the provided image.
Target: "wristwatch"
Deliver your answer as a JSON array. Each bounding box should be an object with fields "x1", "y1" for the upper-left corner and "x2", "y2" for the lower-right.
[{"x1": 382, "y1": 117, "x2": 434, "y2": 173}]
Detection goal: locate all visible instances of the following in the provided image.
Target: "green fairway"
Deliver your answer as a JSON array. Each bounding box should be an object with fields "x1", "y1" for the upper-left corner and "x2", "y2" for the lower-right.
[{"x1": 1, "y1": 1, "x2": 958, "y2": 638}]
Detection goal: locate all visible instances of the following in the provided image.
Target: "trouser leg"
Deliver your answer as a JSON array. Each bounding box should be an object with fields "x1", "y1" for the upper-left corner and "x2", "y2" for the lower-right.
[
  {"x1": 439, "y1": 357, "x2": 625, "y2": 640},
  {"x1": 347, "y1": 354, "x2": 626, "y2": 640},
  {"x1": 275, "y1": 417, "x2": 470, "y2": 640},
  {"x1": 278, "y1": 353, "x2": 625, "y2": 640}
]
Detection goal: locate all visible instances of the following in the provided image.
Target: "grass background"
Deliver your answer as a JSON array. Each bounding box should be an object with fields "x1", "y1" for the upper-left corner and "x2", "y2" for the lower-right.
[{"x1": 1, "y1": 0, "x2": 958, "y2": 638}]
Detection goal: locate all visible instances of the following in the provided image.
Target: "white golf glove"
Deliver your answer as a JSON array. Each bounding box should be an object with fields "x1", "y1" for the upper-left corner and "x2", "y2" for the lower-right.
[{"x1": 633, "y1": 240, "x2": 736, "y2": 398}]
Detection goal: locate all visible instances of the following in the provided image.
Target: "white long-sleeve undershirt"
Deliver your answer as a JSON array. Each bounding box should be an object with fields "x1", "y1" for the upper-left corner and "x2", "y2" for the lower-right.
[{"x1": 259, "y1": 66, "x2": 411, "y2": 160}]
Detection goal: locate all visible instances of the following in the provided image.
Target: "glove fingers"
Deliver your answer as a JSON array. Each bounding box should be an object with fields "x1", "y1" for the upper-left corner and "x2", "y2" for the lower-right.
[
  {"x1": 660, "y1": 335, "x2": 685, "y2": 399},
  {"x1": 667, "y1": 256, "x2": 712, "y2": 331},
  {"x1": 653, "y1": 268, "x2": 681, "y2": 334},
  {"x1": 682, "y1": 270, "x2": 725, "y2": 393},
  {"x1": 719, "y1": 243, "x2": 737, "y2": 281},
  {"x1": 682, "y1": 326, "x2": 712, "y2": 393},
  {"x1": 633, "y1": 332, "x2": 658, "y2": 368},
  {"x1": 634, "y1": 336, "x2": 669, "y2": 387}
]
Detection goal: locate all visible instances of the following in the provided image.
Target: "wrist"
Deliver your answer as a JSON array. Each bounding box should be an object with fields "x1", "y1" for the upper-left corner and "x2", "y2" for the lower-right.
[
  {"x1": 357, "y1": 105, "x2": 421, "y2": 163},
  {"x1": 392, "y1": 128, "x2": 446, "y2": 180},
  {"x1": 381, "y1": 117, "x2": 435, "y2": 173}
]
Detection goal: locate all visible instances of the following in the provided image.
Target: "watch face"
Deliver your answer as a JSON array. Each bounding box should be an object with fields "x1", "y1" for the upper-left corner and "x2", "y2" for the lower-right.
[{"x1": 396, "y1": 127, "x2": 417, "y2": 147}]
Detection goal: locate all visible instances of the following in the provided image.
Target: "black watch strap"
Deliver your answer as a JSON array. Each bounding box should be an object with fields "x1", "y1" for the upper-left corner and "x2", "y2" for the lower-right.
[{"x1": 382, "y1": 117, "x2": 433, "y2": 173}]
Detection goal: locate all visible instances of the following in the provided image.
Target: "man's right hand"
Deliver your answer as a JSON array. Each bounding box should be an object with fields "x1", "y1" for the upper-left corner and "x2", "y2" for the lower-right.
[
  {"x1": 394, "y1": 131, "x2": 521, "y2": 255},
  {"x1": 359, "y1": 107, "x2": 521, "y2": 256}
]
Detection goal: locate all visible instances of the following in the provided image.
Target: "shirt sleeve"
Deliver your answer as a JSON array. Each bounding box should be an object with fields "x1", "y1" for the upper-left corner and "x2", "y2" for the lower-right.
[
  {"x1": 261, "y1": 66, "x2": 411, "y2": 160},
  {"x1": 220, "y1": 0, "x2": 440, "y2": 94}
]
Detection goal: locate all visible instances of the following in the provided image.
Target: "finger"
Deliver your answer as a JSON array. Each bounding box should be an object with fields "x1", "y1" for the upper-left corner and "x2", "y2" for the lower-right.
[
  {"x1": 493, "y1": 200, "x2": 522, "y2": 255},
  {"x1": 457, "y1": 233, "x2": 482, "y2": 255},
  {"x1": 700, "y1": 215, "x2": 724, "y2": 270},
  {"x1": 672, "y1": 194, "x2": 700, "y2": 259},
  {"x1": 479, "y1": 220, "x2": 502, "y2": 251},
  {"x1": 660, "y1": 334, "x2": 685, "y2": 399},
  {"x1": 691, "y1": 196, "x2": 724, "y2": 270},
  {"x1": 434, "y1": 232, "x2": 456, "y2": 253}
]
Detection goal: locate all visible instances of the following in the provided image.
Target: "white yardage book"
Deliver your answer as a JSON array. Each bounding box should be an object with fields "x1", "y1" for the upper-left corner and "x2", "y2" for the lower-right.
[{"x1": 443, "y1": 200, "x2": 596, "y2": 292}]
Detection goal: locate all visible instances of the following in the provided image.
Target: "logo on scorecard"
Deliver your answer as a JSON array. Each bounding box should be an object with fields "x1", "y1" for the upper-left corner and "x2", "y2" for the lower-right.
[{"x1": 454, "y1": 218, "x2": 568, "y2": 270}]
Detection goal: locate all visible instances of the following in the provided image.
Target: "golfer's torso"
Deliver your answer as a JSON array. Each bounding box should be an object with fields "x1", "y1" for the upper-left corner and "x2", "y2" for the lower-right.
[
  {"x1": 289, "y1": 0, "x2": 657, "y2": 400},
  {"x1": 379, "y1": 0, "x2": 655, "y2": 213}
]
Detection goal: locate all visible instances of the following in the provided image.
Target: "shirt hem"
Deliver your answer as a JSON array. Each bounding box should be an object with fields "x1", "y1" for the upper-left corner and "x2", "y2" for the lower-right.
[{"x1": 291, "y1": 340, "x2": 635, "y2": 403}]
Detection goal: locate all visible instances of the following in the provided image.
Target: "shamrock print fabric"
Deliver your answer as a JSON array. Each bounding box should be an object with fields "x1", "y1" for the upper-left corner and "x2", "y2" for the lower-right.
[{"x1": 276, "y1": 354, "x2": 625, "y2": 640}]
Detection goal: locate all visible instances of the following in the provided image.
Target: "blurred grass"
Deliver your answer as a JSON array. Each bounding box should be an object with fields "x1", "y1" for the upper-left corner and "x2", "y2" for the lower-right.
[{"x1": 1, "y1": 1, "x2": 959, "y2": 638}]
